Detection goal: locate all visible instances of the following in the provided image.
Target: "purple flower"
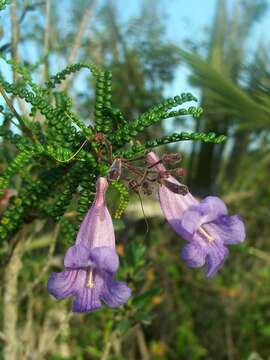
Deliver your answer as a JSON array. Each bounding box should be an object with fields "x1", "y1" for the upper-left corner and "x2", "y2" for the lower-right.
[
  {"x1": 48, "y1": 177, "x2": 131, "y2": 312},
  {"x1": 146, "y1": 152, "x2": 245, "y2": 277}
]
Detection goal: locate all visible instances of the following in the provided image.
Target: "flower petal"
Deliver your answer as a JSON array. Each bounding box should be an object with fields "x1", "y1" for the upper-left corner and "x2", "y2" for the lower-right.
[
  {"x1": 64, "y1": 244, "x2": 92, "y2": 269},
  {"x1": 101, "y1": 273, "x2": 131, "y2": 308},
  {"x1": 146, "y1": 152, "x2": 198, "y2": 238},
  {"x1": 205, "y1": 242, "x2": 229, "y2": 277},
  {"x1": 213, "y1": 215, "x2": 245, "y2": 245},
  {"x1": 159, "y1": 183, "x2": 196, "y2": 238},
  {"x1": 72, "y1": 270, "x2": 102, "y2": 312},
  {"x1": 181, "y1": 242, "x2": 207, "y2": 268},
  {"x1": 181, "y1": 196, "x2": 228, "y2": 235},
  {"x1": 75, "y1": 196, "x2": 115, "y2": 249},
  {"x1": 90, "y1": 246, "x2": 119, "y2": 273},
  {"x1": 48, "y1": 270, "x2": 80, "y2": 299},
  {"x1": 201, "y1": 196, "x2": 228, "y2": 220},
  {"x1": 181, "y1": 207, "x2": 204, "y2": 236}
]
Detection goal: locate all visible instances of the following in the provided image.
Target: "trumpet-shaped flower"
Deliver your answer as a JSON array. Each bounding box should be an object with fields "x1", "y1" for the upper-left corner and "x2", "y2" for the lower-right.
[
  {"x1": 48, "y1": 177, "x2": 131, "y2": 312},
  {"x1": 146, "y1": 152, "x2": 245, "y2": 277}
]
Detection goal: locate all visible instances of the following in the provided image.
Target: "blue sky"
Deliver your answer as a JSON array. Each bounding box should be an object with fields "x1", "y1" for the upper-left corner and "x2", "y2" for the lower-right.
[
  {"x1": 1, "y1": 0, "x2": 270, "y2": 97},
  {"x1": 112, "y1": 0, "x2": 270, "y2": 149},
  {"x1": 114, "y1": 0, "x2": 270, "y2": 96}
]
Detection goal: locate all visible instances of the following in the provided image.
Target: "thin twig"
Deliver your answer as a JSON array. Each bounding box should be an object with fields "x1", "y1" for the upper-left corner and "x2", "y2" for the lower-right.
[
  {"x1": 21, "y1": 294, "x2": 35, "y2": 358},
  {"x1": 11, "y1": 0, "x2": 19, "y2": 67},
  {"x1": 137, "y1": 192, "x2": 149, "y2": 236},
  {"x1": 248, "y1": 247, "x2": 270, "y2": 263},
  {"x1": 3, "y1": 224, "x2": 33, "y2": 360},
  {"x1": 37, "y1": 312, "x2": 73, "y2": 359},
  {"x1": 10, "y1": 0, "x2": 30, "y2": 117},
  {"x1": 19, "y1": 224, "x2": 60, "y2": 301},
  {"x1": 225, "y1": 318, "x2": 235, "y2": 360},
  {"x1": 223, "y1": 190, "x2": 254, "y2": 203},
  {"x1": 0, "y1": 331, "x2": 6, "y2": 342},
  {"x1": 0, "y1": 86, "x2": 35, "y2": 141},
  {"x1": 0, "y1": 2, "x2": 45, "y2": 53},
  {"x1": 59, "y1": 0, "x2": 96, "y2": 91},
  {"x1": 0, "y1": 86, "x2": 23, "y2": 123},
  {"x1": 41, "y1": 0, "x2": 51, "y2": 82},
  {"x1": 101, "y1": 331, "x2": 116, "y2": 360},
  {"x1": 136, "y1": 326, "x2": 150, "y2": 360},
  {"x1": 19, "y1": 2, "x2": 45, "y2": 24}
]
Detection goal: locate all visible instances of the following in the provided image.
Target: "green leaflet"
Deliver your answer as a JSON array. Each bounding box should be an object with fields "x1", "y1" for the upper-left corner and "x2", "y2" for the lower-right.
[{"x1": 111, "y1": 181, "x2": 129, "y2": 219}]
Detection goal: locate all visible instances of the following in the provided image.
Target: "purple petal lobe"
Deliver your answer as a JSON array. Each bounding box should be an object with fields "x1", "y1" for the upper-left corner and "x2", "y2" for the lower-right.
[
  {"x1": 181, "y1": 207, "x2": 204, "y2": 236},
  {"x1": 181, "y1": 243, "x2": 206, "y2": 268},
  {"x1": 213, "y1": 215, "x2": 246, "y2": 245},
  {"x1": 181, "y1": 196, "x2": 228, "y2": 235},
  {"x1": 200, "y1": 196, "x2": 228, "y2": 220},
  {"x1": 90, "y1": 246, "x2": 119, "y2": 273},
  {"x1": 72, "y1": 292, "x2": 102, "y2": 313},
  {"x1": 64, "y1": 244, "x2": 92, "y2": 269},
  {"x1": 101, "y1": 273, "x2": 131, "y2": 307},
  {"x1": 205, "y1": 242, "x2": 229, "y2": 277},
  {"x1": 48, "y1": 270, "x2": 79, "y2": 299},
  {"x1": 72, "y1": 270, "x2": 102, "y2": 312}
]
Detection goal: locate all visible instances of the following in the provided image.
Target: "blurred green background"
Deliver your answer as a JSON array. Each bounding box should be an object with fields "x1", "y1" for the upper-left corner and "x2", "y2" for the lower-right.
[{"x1": 1, "y1": 0, "x2": 270, "y2": 359}]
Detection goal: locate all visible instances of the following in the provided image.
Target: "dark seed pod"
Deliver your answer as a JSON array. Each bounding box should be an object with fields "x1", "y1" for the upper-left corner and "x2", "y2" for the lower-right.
[
  {"x1": 108, "y1": 158, "x2": 122, "y2": 181},
  {"x1": 170, "y1": 168, "x2": 187, "y2": 177},
  {"x1": 162, "y1": 153, "x2": 182, "y2": 164},
  {"x1": 162, "y1": 179, "x2": 188, "y2": 195}
]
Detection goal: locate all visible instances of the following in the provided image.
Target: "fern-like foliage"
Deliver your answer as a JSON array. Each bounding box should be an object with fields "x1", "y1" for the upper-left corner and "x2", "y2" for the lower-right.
[
  {"x1": 0, "y1": 57, "x2": 226, "y2": 245},
  {"x1": 0, "y1": 0, "x2": 10, "y2": 11}
]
